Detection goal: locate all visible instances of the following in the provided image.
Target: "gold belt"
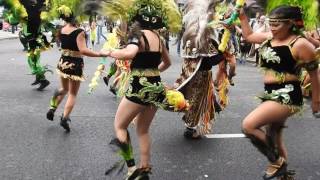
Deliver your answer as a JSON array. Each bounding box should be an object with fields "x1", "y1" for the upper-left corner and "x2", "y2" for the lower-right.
[
  {"x1": 131, "y1": 69, "x2": 160, "y2": 77},
  {"x1": 61, "y1": 49, "x2": 83, "y2": 58}
]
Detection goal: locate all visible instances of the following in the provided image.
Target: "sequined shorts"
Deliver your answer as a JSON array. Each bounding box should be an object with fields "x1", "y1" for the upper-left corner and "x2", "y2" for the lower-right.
[
  {"x1": 259, "y1": 81, "x2": 303, "y2": 106},
  {"x1": 125, "y1": 76, "x2": 165, "y2": 106}
]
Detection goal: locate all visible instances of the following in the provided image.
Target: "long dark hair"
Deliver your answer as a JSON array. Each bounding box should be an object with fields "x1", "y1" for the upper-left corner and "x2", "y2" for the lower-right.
[
  {"x1": 59, "y1": 13, "x2": 77, "y2": 26},
  {"x1": 269, "y1": 5, "x2": 304, "y2": 33}
]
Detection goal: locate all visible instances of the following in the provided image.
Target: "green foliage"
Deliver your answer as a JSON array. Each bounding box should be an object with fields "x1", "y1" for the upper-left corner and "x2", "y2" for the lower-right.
[{"x1": 267, "y1": 0, "x2": 319, "y2": 30}]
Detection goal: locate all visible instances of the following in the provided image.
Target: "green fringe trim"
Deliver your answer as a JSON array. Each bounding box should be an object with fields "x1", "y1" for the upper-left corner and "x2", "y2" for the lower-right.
[{"x1": 259, "y1": 68, "x2": 302, "y2": 83}]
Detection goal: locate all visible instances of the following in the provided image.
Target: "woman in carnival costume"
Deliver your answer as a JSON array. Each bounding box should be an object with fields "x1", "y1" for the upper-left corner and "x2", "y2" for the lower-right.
[
  {"x1": 239, "y1": 2, "x2": 320, "y2": 179},
  {"x1": 101, "y1": 0, "x2": 182, "y2": 179},
  {"x1": 2, "y1": 0, "x2": 51, "y2": 90},
  {"x1": 174, "y1": 0, "x2": 226, "y2": 139},
  {"x1": 46, "y1": 5, "x2": 109, "y2": 132},
  {"x1": 103, "y1": 25, "x2": 132, "y2": 97}
]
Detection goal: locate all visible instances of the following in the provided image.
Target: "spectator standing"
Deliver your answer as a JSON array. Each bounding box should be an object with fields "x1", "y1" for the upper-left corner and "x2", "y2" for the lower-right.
[
  {"x1": 90, "y1": 21, "x2": 97, "y2": 49},
  {"x1": 96, "y1": 16, "x2": 106, "y2": 44}
]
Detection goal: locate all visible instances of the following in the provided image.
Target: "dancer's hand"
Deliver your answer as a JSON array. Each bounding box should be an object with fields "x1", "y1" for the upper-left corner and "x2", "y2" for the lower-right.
[{"x1": 219, "y1": 21, "x2": 234, "y2": 30}]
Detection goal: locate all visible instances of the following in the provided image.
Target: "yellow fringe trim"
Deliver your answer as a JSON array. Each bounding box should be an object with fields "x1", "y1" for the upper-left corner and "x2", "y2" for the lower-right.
[
  {"x1": 131, "y1": 69, "x2": 160, "y2": 77},
  {"x1": 61, "y1": 49, "x2": 83, "y2": 58},
  {"x1": 56, "y1": 69, "x2": 85, "y2": 82}
]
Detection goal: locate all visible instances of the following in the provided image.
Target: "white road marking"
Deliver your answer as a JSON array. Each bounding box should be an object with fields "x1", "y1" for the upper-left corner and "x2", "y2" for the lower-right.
[{"x1": 205, "y1": 134, "x2": 246, "y2": 138}]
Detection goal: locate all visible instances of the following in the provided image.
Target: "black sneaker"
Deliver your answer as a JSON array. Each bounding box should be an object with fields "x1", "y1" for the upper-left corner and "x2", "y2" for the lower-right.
[
  {"x1": 183, "y1": 127, "x2": 201, "y2": 139},
  {"x1": 228, "y1": 78, "x2": 234, "y2": 86},
  {"x1": 60, "y1": 116, "x2": 71, "y2": 133},
  {"x1": 103, "y1": 76, "x2": 110, "y2": 86},
  {"x1": 127, "y1": 168, "x2": 151, "y2": 180},
  {"x1": 37, "y1": 79, "x2": 50, "y2": 91},
  {"x1": 214, "y1": 99, "x2": 222, "y2": 113},
  {"x1": 31, "y1": 77, "x2": 41, "y2": 86},
  {"x1": 46, "y1": 109, "x2": 56, "y2": 121},
  {"x1": 109, "y1": 86, "x2": 117, "y2": 95}
]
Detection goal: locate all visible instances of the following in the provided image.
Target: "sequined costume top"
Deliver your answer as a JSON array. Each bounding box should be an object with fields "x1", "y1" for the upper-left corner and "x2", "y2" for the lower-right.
[
  {"x1": 57, "y1": 29, "x2": 85, "y2": 81},
  {"x1": 259, "y1": 36, "x2": 302, "y2": 77}
]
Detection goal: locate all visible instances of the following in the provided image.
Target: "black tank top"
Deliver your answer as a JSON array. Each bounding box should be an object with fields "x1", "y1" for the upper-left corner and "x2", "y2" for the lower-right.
[
  {"x1": 130, "y1": 33, "x2": 162, "y2": 69},
  {"x1": 259, "y1": 36, "x2": 302, "y2": 75},
  {"x1": 60, "y1": 29, "x2": 84, "y2": 51}
]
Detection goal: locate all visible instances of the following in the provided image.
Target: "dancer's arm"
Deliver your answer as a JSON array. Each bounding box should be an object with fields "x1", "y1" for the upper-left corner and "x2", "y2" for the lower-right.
[
  {"x1": 106, "y1": 45, "x2": 139, "y2": 60},
  {"x1": 77, "y1": 31, "x2": 108, "y2": 57},
  {"x1": 238, "y1": 10, "x2": 271, "y2": 44},
  {"x1": 294, "y1": 38, "x2": 320, "y2": 112}
]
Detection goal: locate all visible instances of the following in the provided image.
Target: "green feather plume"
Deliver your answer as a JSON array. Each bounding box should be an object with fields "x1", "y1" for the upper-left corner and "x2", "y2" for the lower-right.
[{"x1": 101, "y1": 0, "x2": 182, "y2": 33}]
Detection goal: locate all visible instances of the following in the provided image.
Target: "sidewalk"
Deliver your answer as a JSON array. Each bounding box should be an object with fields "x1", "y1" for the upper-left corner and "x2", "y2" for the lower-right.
[{"x1": 0, "y1": 30, "x2": 19, "y2": 40}]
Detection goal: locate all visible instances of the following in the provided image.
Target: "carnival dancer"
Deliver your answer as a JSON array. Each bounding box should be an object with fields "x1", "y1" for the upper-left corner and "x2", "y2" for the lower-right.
[
  {"x1": 174, "y1": 0, "x2": 226, "y2": 139},
  {"x1": 239, "y1": 5, "x2": 320, "y2": 179},
  {"x1": 101, "y1": 0, "x2": 181, "y2": 178},
  {"x1": 103, "y1": 26, "x2": 131, "y2": 97},
  {"x1": 216, "y1": 9, "x2": 238, "y2": 86},
  {"x1": 90, "y1": 21, "x2": 97, "y2": 49},
  {"x1": 2, "y1": 0, "x2": 52, "y2": 90},
  {"x1": 46, "y1": 6, "x2": 109, "y2": 132},
  {"x1": 214, "y1": 27, "x2": 237, "y2": 87}
]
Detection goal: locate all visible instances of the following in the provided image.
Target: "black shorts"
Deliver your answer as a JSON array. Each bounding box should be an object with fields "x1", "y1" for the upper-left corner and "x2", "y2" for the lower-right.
[
  {"x1": 57, "y1": 56, "x2": 84, "y2": 80},
  {"x1": 260, "y1": 81, "x2": 303, "y2": 106}
]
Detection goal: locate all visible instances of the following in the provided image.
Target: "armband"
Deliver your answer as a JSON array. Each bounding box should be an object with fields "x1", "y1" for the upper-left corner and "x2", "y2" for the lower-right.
[
  {"x1": 302, "y1": 60, "x2": 319, "y2": 71},
  {"x1": 127, "y1": 37, "x2": 140, "y2": 46}
]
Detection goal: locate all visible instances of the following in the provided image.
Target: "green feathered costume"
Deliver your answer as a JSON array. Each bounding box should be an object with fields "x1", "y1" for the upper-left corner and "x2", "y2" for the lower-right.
[{"x1": 2, "y1": 0, "x2": 52, "y2": 90}]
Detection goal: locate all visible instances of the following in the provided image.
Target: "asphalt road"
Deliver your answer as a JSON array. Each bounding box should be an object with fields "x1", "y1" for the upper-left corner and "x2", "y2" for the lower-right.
[{"x1": 0, "y1": 39, "x2": 320, "y2": 180}]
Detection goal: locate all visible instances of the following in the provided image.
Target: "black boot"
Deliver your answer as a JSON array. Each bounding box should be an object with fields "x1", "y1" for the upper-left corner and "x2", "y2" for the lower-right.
[
  {"x1": 183, "y1": 127, "x2": 201, "y2": 139},
  {"x1": 103, "y1": 76, "x2": 110, "y2": 86},
  {"x1": 60, "y1": 116, "x2": 71, "y2": 132},
  {"x1": 245, "y1": 133, "x2": 289, "y2": 179},
  {"x1": 46, "y1": 89, "x2": 60, "y2": 120},
  {"x1": 31, "y1": 77, "x2": 41, "y2": 86},
  {"x1": 37, "y1": 79, "x2": 50, "y2": 91},
  {"x1": 109, "y1": 86, "x2": 117, "y2": 95},
  {"x1": 214, "y1": 99, "x2": 222, "y2": 113},
  {"x1": 228, "y1": 76, "x2": 234, "y2": 86},
  {"x1": 46, "y1": 109, "x2": 56, "y2": 121},
  {"x1": 106, "y1": 132, "x2": 136, "y2": 177}
]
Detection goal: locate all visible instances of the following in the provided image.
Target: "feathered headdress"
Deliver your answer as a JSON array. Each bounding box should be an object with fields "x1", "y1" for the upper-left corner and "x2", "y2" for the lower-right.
[
  {"x1": 262, "y1": 0, "x2": 319, "y2": 30},
  {"x1": 46, "y1": 0, "x2": 95, "y2": 22},
  {"x1": 100, "y1": 0, "x2": 182, "y2": 33},
  {"x1": 181, "y1": 0, "x2": 220, "y2": 58}
]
